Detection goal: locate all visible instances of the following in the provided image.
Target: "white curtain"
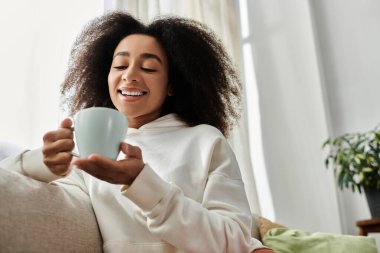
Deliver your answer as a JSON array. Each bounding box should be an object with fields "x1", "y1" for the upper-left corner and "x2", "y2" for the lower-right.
[
  {"x1": 0, "y1": 1, "x2": 103, "y2": 149},
  {"x1": 240, "y1": 0, "x2": 342, "y2": 233},
  {"x1": 105, "y1": 0, "x2": 262, "y2": 215}
]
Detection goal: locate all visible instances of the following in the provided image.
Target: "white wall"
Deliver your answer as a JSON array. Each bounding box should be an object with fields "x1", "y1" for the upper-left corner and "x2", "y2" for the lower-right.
[
  {"x1": 0, "y1": 0, "x2": 103, "y2": 149},
  {"x1": 310, "y1": 0, "x2": 380, "y2": 235}
]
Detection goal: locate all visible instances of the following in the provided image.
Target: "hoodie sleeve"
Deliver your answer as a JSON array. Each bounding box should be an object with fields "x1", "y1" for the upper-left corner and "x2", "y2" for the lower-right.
[
  {"x1": 0, "y1": 148, "x2": 87, "y2": 194},
  {"x1": 0, "y1": 148, "x2": 63, "y2": 182}
]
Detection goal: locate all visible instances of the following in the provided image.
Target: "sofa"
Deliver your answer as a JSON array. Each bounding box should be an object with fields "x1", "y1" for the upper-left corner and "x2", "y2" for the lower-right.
[{"x1": 0, "y1": 142, "x2": 103, "y2": 252}]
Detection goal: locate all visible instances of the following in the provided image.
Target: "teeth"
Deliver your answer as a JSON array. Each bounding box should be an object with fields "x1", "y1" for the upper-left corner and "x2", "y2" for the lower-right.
[{"x1": 120, "y1": 90, "x2": 144, "y2": 96}]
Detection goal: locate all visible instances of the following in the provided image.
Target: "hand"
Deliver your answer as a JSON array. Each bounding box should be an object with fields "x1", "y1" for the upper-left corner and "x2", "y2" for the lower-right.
[
  {"x1": 72, "y1": 143, "x2": 144, "y2": 185},
  {"x1": 42, "y1": 118, "x2": 75, "y2": 176}
]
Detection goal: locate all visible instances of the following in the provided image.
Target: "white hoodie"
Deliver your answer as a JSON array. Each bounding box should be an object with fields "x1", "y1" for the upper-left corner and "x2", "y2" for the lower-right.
[{"x1": 3, "y1": 114, "x2": 263, "y2": 253}]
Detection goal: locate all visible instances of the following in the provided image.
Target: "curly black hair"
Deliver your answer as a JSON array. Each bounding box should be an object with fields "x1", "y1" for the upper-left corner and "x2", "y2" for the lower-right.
[{"x1": 61, "y1": 11, "x2": 242, "y2": 136}]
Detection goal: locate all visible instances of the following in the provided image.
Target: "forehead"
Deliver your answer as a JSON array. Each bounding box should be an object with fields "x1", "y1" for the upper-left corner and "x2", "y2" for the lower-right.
[{"x1": 114, "y1": 34, "x2": 166, "y2": 58}]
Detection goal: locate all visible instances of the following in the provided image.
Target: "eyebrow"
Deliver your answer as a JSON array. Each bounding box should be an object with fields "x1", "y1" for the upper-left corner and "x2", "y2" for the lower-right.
[{"x1": 113, "y1": 51, "x2": 163, "y2": 64}]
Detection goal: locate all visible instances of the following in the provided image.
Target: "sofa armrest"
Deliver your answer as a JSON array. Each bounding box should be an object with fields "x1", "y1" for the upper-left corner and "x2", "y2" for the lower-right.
[
  {"x1": 0, "y1": 141, "x2": 25, "y2": 161},
  {"x1": 0, "y1": 167, "x2": 103, "y2": 253}
]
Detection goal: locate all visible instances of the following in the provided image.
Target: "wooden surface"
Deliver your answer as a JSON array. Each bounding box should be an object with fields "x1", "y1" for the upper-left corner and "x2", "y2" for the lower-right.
[{"x1": 356, "y1": 218, "x2": 380, "y2": 236}]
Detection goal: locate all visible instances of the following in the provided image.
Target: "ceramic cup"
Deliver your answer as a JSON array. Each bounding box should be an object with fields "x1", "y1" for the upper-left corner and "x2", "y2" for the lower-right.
[{"x1": 73, "y1": 107, "x2": 127, "y2": 160}]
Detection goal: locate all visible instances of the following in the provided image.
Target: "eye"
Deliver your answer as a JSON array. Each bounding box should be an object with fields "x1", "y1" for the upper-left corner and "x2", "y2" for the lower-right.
[
  {"x1": 141, "y1": 67, "x2": 157, "y2": 73},
  {"x1": 113, "y1": 65, "x2": 128, "y2": 70}
]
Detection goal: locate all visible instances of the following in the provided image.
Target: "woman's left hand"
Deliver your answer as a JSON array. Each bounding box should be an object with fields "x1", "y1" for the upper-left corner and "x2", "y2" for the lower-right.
[{"x1": 72, "y1": 143, "x2": 144, "y2": 185}]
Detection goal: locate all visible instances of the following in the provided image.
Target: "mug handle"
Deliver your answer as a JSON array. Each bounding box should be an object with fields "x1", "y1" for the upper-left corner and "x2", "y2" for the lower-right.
[
  {"x1": 70, "y1": 126, "x2": 80, "y2": 157},
  {"x1": 71, "y1": 151, "x2": 80, "y2": 158}
]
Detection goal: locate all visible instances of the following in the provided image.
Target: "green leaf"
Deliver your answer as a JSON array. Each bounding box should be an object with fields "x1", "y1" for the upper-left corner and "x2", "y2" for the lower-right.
[
  {"x1": 322, "y1": 139, "x2": 331, "y2": 148},
  {"x1": 357, "y1": 154, "x2": 366, "y2": 160},
  {"x1": 358, "y1": 173, "x2": 364, "y2": 183},
  {"x1": 363, "y1": 167, "x2": 373, "y2": 173},
  {"x1": 324, "y1": 159, "x2": 329, "y2": 168}
]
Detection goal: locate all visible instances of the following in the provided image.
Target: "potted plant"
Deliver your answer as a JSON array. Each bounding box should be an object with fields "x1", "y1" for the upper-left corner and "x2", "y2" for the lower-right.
[{"x1": 323, "y1": 126, "x2": 380, "y2": 218}]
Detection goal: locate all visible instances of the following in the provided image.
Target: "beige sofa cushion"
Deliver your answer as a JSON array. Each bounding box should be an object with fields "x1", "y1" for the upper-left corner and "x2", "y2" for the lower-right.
[{"x1": 0, "y1": 167, "x2": 103, "y2": 253}]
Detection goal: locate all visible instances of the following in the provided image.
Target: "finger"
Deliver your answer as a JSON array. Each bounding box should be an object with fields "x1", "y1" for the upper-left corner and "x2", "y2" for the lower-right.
[
  {"x1": 43, "y1": 152, "x2": 72, "y2": 176},
  {"x1": 42, "y1": 139, "x2": 75, "y2": 157},
  {"x1": 43, "y1": 118, "x2": 73, "y2": 143},
  {"x1": 91, "y1": 153, "x2": 145, "y2": 184},
  {"x1": 43, "y1": 128, "x2": 74, "y2": 143},
  {"x1": 42, "y1": 118, "x2": 73, "y2": 143},
  {"x1": 60, "y1": 118, "x2": 73, "y2": 129},
  {"x1": 49, "y1": 164, "x2": 71, "y2": 176},
  {"x1": 120, "y1": 143, "x2": 142, "y2": 159},
  {"x1": 74, "y1": 155, "x2": 144, "y2": 185},
  {"x1": 74, "y1": 158, "x2": 114, "y2": 181},
  {"x1": 88, "y1": 154, "x2": 118, "y2": 170},
  {"x1": 74, "y1": 158, "x2": 137, "y2": 185},
  {"x1": 43, "y1": 151, "x2": 73, "y2": 167}
]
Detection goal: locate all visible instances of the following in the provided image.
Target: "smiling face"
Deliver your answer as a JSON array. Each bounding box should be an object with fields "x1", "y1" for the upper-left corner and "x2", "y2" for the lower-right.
[{"x1": 108, "y1": 34, "x2": 170, "y2": 128}]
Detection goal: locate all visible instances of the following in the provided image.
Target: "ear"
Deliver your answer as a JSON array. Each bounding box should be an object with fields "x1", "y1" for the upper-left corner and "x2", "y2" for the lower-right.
[{"x1": 167, "y1": 86, "x2": 174, "y2": 96}]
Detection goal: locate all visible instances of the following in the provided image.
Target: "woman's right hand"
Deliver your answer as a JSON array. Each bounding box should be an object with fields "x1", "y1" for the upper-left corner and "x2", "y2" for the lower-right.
[{"x1": 42, "y1": 118, "x2": 75, "y2": 176}]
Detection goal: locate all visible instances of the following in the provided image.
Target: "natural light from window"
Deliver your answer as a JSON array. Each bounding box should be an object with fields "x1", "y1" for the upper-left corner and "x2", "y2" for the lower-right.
[{"x1": 239, "y1": 0, "x2": 275, "y2": 220}]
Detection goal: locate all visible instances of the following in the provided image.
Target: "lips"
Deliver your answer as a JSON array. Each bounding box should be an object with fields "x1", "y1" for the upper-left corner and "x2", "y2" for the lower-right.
[
  {"x1": 117, "y1": 87, "x2": 147, "y2": 101},
  {"x1": 118, "y1": 87, "x2": 147, "y2": 96}
]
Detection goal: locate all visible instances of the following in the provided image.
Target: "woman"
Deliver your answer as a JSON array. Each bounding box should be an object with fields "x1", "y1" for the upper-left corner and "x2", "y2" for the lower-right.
[{"x1": 7, "y1": 12, "x2": 274, "y2": 253}]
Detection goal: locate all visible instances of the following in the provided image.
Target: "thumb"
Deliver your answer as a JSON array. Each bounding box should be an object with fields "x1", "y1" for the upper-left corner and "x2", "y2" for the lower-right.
[
  {"x1": 120, "y1": 143, "x2": 142, "y2": 159},
  {"x1": 60, "y1": 118, "x2": 73, "y2": 129}
]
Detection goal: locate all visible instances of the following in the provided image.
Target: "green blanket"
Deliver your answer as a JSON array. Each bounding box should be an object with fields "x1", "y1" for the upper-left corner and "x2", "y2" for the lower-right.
[{"x1": 263, "y1": 227, "x2": 377, "y2": 253}]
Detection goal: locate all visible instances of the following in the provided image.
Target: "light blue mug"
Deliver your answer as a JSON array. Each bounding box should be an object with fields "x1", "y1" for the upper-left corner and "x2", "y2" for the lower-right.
[{"x1": 73, "y1": 107, "x2": 127, "y2": 160}]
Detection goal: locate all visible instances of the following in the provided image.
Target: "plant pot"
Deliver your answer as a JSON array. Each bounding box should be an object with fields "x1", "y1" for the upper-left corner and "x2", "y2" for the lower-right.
[{"x1": 364, "y1": 188, "x2": 380, "y2": 218}]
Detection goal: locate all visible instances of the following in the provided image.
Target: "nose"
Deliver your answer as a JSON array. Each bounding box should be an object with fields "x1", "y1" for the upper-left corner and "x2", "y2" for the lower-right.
[{"x1": 121, "y1": 66, "x2": 140, "y2": 83}]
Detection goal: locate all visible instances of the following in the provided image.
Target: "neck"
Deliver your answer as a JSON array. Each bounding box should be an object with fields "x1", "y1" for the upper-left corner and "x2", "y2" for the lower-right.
[{"x1": 127, "y1": 112, "x2": 163, "y2": 129}]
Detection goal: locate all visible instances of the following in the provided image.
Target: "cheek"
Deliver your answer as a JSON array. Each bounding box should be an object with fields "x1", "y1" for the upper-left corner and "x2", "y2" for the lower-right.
[
  {"x1": 108, "y1": 72, "x2": 115, "y2": 87},
  {"x1": 108, "y1": 73, "x2": 119, "y2": 91},
  {"x1": 153, "y1": 77, "x2": 169, "y2": 96},
  {"x1": 107, "y1": 73, "x2": 118, "y2": 100},
  {"x1": 157, "y1": 74, "x2": 169, "y2": 90}
]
